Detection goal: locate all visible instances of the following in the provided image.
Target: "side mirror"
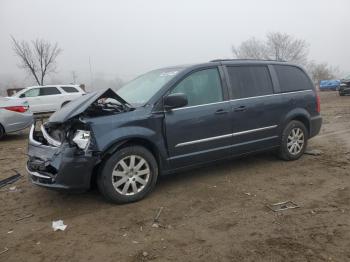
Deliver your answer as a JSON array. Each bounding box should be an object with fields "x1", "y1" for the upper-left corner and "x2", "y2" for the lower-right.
[{"x1": 164, "y1": 93, "x2": 188, "y2": 110}]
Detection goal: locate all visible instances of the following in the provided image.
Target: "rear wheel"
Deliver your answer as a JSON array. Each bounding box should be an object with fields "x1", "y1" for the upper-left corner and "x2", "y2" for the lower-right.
[
  {"x1": 97, "y1": 145, "x2": 158, "y2": 204},
  {"x1": 278, "y1": 120, "x2": 308, "y2": 161},
  {"x1": 0, "y1": 124, "x2": 5, "y2": 140}
]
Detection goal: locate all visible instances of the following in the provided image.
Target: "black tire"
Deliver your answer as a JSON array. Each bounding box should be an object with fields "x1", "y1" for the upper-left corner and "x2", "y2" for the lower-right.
[
  {"x1": 97, "y1": 145, "x2": 158, "y2": 204},
  {"x1": 61, "y1": 101, "x2": 71, "y2": 108},
  {"x1": 0, "y1": 124, "x2": 5, "y2": 140},
  {"x1": 278, "y1": 120, "x2": 308, "y2": 161}
]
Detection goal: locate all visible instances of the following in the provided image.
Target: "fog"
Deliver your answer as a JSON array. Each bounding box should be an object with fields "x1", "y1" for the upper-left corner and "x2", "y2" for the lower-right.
[{"x1": 0, "y1": 0, "x2": 349, "y2": 92}]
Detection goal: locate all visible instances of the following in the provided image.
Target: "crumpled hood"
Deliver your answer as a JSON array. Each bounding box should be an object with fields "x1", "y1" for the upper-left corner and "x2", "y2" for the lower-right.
[{"x1": 48, "y1": 88, "x2": 129, "y2": 123}]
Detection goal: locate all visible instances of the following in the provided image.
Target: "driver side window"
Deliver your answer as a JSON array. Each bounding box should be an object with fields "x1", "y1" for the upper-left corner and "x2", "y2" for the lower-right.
[{"x1": 171, "y1": 68, "x2": 223, "y2": 107}]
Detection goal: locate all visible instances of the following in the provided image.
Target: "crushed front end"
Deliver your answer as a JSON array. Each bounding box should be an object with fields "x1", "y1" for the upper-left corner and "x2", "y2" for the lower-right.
[
  {"x1": 27, "y1": 119, "x2": 100, "y2": 191},
  {"x1": 26, "y1": 88, "x2": 132, "y2": 191}
]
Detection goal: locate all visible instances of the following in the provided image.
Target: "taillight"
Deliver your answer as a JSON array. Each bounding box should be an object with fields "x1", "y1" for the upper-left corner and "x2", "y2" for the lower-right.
[
  {"x1": 316, "y1": 93, "x2": 321, "y2": 113},
  {"x1": 4, "y1": 106, "x2": 29, "y2": 113}
]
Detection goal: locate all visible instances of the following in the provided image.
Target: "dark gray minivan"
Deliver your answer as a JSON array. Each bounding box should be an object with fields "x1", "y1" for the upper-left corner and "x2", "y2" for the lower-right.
[{"x1": 27, "y1": 60, "x2": 322, "y2": 203}]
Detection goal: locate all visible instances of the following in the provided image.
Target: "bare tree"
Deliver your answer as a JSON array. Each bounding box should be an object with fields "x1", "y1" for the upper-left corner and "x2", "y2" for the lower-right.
[
  {"x1": 232, "y1": 37, "x2": 268, "y2": 60},
  {"x1": 266, "y1": 32, "x2": 308, "y2": 64},
  {"x1": 232, "y1": 32, "x2": 309, "y2": 65},
  {"x1": 306, "y1": 62, "x2": 339, "y2": 84},
  {"x1": 11, "y1": 36, "x2": 62, "y2": 85}
]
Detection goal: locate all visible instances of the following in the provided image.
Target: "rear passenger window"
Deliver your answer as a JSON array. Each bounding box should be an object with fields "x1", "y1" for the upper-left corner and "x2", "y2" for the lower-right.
[
  {"x1": 226, "y1": 66, "x2": 273, "y2": 99},
  {"x1": 274, "y1": 65, "x2": 312, "y2": 92},
  {"x1": 40, "y1": 87, "x2": 61, "y2": 96},
  {"x1": 61, "y1": 86, "x2": 79, "y2": 93}
]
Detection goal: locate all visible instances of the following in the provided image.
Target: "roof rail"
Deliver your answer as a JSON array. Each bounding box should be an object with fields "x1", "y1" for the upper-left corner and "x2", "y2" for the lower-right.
[{"x1": 210, "y1": 58, "x2": 287, "y2": 62}]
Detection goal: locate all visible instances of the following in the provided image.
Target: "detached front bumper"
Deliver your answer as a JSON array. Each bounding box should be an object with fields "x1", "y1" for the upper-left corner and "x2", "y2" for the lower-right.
[{"x1": 27, "y1": 125, "x2": 99, "y2": 192}]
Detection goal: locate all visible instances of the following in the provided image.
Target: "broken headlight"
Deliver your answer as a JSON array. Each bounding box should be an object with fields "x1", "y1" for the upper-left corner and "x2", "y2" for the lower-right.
[{"x1": 72, "y1": 130, "x2": 91, "y2": 150}]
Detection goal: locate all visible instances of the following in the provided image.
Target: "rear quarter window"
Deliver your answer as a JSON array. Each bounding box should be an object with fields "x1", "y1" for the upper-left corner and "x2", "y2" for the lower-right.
[
  {"x1": 61, "y1": 86, "x2": 79, "y2": 93},
  {"x1": 274, "y1": 65, "x2": 313, "y2": 93},
  {"x1": 40, "y1": 87, "x2": 61, "y2": 96}
]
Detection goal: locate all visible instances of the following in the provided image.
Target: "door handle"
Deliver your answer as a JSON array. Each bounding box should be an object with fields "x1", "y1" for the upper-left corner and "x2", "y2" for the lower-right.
[
  {"x1": 215, "y1": 109, "x2": 229, "y2": 115},
  {"x1": 234, "y1": 106, "x2": 247, "y2": 112}
]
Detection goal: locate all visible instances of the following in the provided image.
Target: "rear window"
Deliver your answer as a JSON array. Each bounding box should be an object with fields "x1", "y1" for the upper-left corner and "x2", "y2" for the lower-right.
[
  {"x1": 226, "y1": 66, "x2": 273, "y2": 99},
  {"x1": 274, "y1": 65, "x2": 313, "y2": 92},
  {"x1": 61, "y1": 86, "x2": 79, "y2": 93},
  {"x1": 40, "y1": 87, "x2": 61, "y2": 96}
]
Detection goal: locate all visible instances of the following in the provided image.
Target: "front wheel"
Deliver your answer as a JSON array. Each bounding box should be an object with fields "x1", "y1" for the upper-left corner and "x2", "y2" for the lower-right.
[
  {"x1": 278, "y1": 120, "x2": 308, "y2": 161},
  {"x1": 97, "y1": 145, "x2": 158, "y2": 204}
]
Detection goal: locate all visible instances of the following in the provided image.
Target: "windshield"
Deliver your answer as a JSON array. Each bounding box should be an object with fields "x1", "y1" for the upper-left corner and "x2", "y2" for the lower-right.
[{"x1": 116, "y1": 68, "x2": 182, "y2": 106}]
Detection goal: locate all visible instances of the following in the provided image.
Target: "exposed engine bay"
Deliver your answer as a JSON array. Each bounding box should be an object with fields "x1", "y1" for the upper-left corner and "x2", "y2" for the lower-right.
[{"x1": 31, "y1": 88, "x2": 133, "y2": 149}]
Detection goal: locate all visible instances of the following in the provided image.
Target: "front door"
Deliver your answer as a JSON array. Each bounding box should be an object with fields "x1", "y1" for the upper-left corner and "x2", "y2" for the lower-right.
[{"x1": 165, "y1": 68, "x2": 232, "y2": 168}]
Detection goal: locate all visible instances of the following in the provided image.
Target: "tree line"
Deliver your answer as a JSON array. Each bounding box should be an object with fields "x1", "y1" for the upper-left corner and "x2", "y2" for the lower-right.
[
  {"x1": 232, "y1": 32, "x2": 339, "y2": 84},
  {"x1": 11, "y1": 32, "x2": 340, "y2": 87}
]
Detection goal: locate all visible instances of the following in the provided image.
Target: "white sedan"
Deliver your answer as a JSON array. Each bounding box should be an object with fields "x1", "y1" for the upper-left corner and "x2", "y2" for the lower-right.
[
  {"x1": 0, "y1": 97, "x2": 33, "y2": 139},
  {"x1": 12, "y1": 85, "x2": 86, "y2": 113}
]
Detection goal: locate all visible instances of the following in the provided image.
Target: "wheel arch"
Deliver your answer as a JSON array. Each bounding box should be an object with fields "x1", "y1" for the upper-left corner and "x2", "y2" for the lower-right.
[
  {"x1": 91, "y1": 136, "x2": 165, "y2": 188},
  {"x1": 283, "y1": 109, "x2": 311, "y2": 136}
]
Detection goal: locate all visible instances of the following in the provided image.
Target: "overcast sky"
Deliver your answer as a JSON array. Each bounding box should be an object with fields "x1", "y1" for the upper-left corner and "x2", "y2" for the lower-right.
[{"x1": 0, "y1": 0, "x2": 349, "y2": 87}]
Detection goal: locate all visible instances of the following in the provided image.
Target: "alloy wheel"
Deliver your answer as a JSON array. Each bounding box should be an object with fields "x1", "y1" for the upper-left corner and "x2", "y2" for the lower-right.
[
  {"x1": 111, "y1": 155, "x2": 150, "y2": 196},
  {"x1": 287, "y1": 127, "x2": 305, "y2": 155}
]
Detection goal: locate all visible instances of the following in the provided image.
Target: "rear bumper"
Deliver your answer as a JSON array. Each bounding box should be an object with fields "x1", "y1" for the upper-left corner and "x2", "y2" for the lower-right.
[
  {"x1": 309, "y1": 115, "x2": 322, "y2": 138},
  {"x1": 27, "y1": 125, "x2": 99, "y2": 192},
  {"x1": 2, "y1": 111, "x2": 33, "y2": 133}
]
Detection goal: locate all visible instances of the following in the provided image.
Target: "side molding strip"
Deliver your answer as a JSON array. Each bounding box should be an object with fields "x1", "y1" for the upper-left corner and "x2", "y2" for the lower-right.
[{"x1": 175, "y1": 125, "x2": 277, "y2": 148}]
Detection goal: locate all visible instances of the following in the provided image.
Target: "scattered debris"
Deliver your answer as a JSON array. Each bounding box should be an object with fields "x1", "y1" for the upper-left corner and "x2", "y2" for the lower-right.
[
  {"x1": 0, "y1": 170, "x2": 22, "y2": 188},
  {"x1": 132, "y1": 240, "x2": 139, "y2": 244},
  {"x1": 7, "y1": 230, "x2": 13, "y2": 234},
  {"x1": 152, "y1": 207, "x2": 164, "y2": 228},
  {"x1": 304, "y1": 149, "x2": 323, "y2": 156},
  {"x1": 151, "y1": 223, "x2": 159, "y2": 228},
  {"x1": 153, "y1": 207, "x2": 163, "y2": 223},
  {"x1": 15, "y1": 214, "x2": 33, "y2": 222},
  {"x1": 267, "y1": 201, "x2": 299, "y2": 212},
  {"x1": 244, "y1": 192, "x2": 251, "y2": 196},
  {"x1": 52, "y1": 220, "x2": 67, "y2": 231},
  {"x1": 122, "y1": 233, "x2": 127, "y2": 237},
  {"x1": 0, "y1": 248, "x2": 8, "y2": 256},
  {"x1": 142, "y1": 251, "x2": 148, "y2": 257}
]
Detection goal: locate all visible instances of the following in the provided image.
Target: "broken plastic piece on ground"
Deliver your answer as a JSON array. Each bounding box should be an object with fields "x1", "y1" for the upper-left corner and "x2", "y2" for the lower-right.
[
  {"x1": 304, "y1": 149, "x2": 323, "y2": 156},
  {"x1": 0, "y1": 247, "x2": 9, "y2": 256},
  {"x1": 267, "y1": 201, "x2": 299, "y2": 212},
  {"x1": 52, "y1": 220, "x2": 67, "y2": 231},
  {"x1": 0, "y1": 170, "x2": 22, "y2": 188},
  {"x1": 153, "y1": 207, "x2": 163, "y2": 223},
  {"x1": 15, "y1": 214, "x2": 33, "y2": 221}
]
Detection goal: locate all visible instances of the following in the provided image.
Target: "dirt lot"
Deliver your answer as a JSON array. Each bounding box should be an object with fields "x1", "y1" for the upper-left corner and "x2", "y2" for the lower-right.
[{"x1": 0, "y1": 92, "x2": 349, "y2": 262}]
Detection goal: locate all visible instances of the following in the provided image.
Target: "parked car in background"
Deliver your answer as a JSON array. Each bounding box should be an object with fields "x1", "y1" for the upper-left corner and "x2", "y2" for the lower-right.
[
  {"x1": 339, "y1": 77, "x2": 350, "y2": 96},
  {"x1": 0, "y1": 97, "x2": 33, "y2": 139},
  {"x1": 319, "y1": 80, "x2": 340, "y2": 91},
  {"x1": 27, "y1": 60, "x2": 322, "y2": 204},
  {"x1": 12, "y1": 85, "x2": 85, "y2": 113}
]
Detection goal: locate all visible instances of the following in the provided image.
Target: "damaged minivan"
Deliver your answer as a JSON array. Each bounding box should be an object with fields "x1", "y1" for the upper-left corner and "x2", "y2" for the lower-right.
[{"x1": 27, "y1": 60, "x2": 322, "y2": 203}]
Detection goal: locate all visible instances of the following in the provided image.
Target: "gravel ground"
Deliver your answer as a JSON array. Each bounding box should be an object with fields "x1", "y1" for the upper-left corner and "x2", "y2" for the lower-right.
[{"x1": 0, "y1": 92, "x2": 349, "y2": 262}]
